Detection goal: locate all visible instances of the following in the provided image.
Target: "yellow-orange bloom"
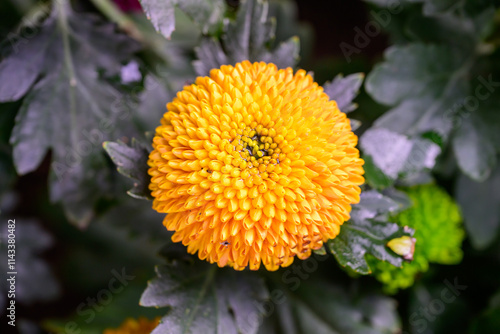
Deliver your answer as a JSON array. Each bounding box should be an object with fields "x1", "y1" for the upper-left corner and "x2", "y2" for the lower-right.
[
  {"x1": 148, "y1": 61, "x2": 364, "y2": 271},
  {"x1": 103, "y1": 317, "x2": 160, "y2": 334}
]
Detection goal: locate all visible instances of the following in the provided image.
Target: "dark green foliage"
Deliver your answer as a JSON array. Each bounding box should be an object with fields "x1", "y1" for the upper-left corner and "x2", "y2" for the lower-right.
[
  {"x1": 1, "y1": 1, "x2": 140, "y2": 227},
  {"x1": 139, "y1": 0, "x2": 225, "y2": 39},
  {"x1": 141, "y1": 262, "x2": 269, "y2": 334},
  {"x1": 103, "y1": 138, "x2": 152, "y2": 200},
  {"x1": 360, "y1": 128, "x2": 440, "y2": 185},
  {"x1": 0, "y1": 0, "x2": 499, "y2": 333},
  {"x1": 456, "y1": 166, "x2": 500, "y2": 250},
  {"x1": 323, "y1": 73, "x2": 364, "y2": 113},
  {"x1": 364, "y1": 0, "x2": 500, "y2": 248},
  {"x1": 369, "y1": 184, "x2": 465, "y2": 293},
  {"x1": 266, "y1": 277, "x2": 401, "y2": 334},
  {"x1": 328, "y1": 190, "x2": 414, "y2": 274},
  {"x1": 193, "y1": 0, "x2": 300, "y2": 76}
]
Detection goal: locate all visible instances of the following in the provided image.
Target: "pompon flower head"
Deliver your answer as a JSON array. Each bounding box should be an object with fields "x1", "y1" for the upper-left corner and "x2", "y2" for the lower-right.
[
  {"x1": 103, "y1": 317, "x2": 160, "y2": 334},
  {"x1": 148, "y1": 61, "x2": 364, "y2": 271}
]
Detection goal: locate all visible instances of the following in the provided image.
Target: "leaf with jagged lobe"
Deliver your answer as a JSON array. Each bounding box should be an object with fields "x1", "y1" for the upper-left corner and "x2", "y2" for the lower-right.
[
  {"x1": 366, "y1": 43, "x2": 497, "y2": 182},
  {"x1": 140, "y1": 261, "x2": 269, "y2": 334},
  {"x1": 366, "y1": 44, "x2": 468, "y2": 137},
  {"x1": 266, "y1": 276, "x2": 401, "y2": 334},
  {"x1": 193, "y1": 0, "x2": 300, "y2": 76},
  {"x1": 1, "y1": 2, "x2": 140, "y2": 227},
  {"x1": 328, "y1": 190, "x2": 414, "y2": 275},
  {"x1": 103, "y1": 138, "x2": 152, "y2": 200},
  {"x1": 360, "y1": 128, "x2": 441, "y2": 187},
  {"x1": 139, "y1": 0, "x2": 225, "y2": 39},
  {"x1": 456, "y1": 165, "x2": 500, "y2": 250},
  {"x1": 369, "y1": 184, "x2": 464, "y2": 293},
  {"x1": 323, "y1": 73, "x2": 364, "y2": 113}
]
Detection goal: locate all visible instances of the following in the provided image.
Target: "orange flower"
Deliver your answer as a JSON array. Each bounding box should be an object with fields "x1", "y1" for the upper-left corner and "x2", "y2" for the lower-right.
[
  {"x1": 103, "y1": 317, "x2": 160, "y2": 334},
  {"x1": 148, "y1": 61, "x2": 364, "y2": 271}
]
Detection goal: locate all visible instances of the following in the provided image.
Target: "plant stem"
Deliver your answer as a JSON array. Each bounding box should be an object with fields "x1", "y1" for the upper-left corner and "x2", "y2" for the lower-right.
[
  {"x1": 56, "y1": 0, "x2": 78, "y2": 150},
  {"x1": 89, "y1": 0, "x2": 144, "y2": 42}
]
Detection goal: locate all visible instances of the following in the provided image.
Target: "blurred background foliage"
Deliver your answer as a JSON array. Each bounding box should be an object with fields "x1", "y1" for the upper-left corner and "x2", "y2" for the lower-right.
[{"x1": 0, "y1": 0, "x2": 499, "y2": 333}]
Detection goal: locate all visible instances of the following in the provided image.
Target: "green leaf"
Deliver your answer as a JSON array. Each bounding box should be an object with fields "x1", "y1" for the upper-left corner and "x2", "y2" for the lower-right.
[
  {"x1": 456, "y1": 166, "x2": 500, "y2": 250},
  {"x1": 271, "y1": 278, "x2": 401, "y2": 334},
  {"x1": 364, "y1": 43, "x2": 500, "y2": 181},
  {"x1": 98, "y1": 195, "x2": 171, "y2": 244},
  {"x1": 222, "y1": 0, "x2": 274, "y2": 61},
  {"x1": 362, "y1": 155, "x2": 395, "y2": 189},
  {"x1": 139, "y1": 0, "x2": 176, "y2": 39},
  {"x1": 366, "y1": 44, "x2": 461, "y2": 106},
  {"x1": 139, "y1": 0, "x2": 225, "y2": 39},
  {"x1": 4, "y1": 1, "x2": 139, "y2": 227},
  {"x1": 140, "y1": 262, "x2": 269, "y2": 334},
  {"x1": 134, "y1": 74, "x2": 177, "y2": 133},
  {"x1": 323, "y1": 73, "x2": 364, "y2": 113},
  {"x1": 366, "y1": 43, "x2": 470, "y2": 137},
  {"x1": 366, "y1": 43, "x2": 468, "y2": 105},
  {"x1": 452, "y1": 114, "x2": 497, "y2": 181},
  {"x1": 404, "y1": 6, "x2": 495, "y2": 50},
  {"x1": 193, "y1": 0, "x2": 300, "y2": 76},
  {"x1": 57, "y1": 209, "x2": 166, "y2": 293},
  {"x1": 177, "y1": 0, "x2": 226, "y2": 35},
  {"x1": 364, "y1": 0, "x2": 495, "y2": 57},
  {"x1": 103, "y1": 139, "x2": 152, "y2": 200},
  {"x1": 328, "y1": 190, "x2": 414, "y2": 274},
  {"x1": 477, "y1": 98, "x2": 500, "y2": 153},
  {"x1": 0, "y1": 26, "x2": 53, "y2": 102},
  {"x1": 360, "y1": 128, "x2": 441, "y2": 180},
  {"x1": 360, "y1": 129, "x2": 410, "y2": 179}
]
